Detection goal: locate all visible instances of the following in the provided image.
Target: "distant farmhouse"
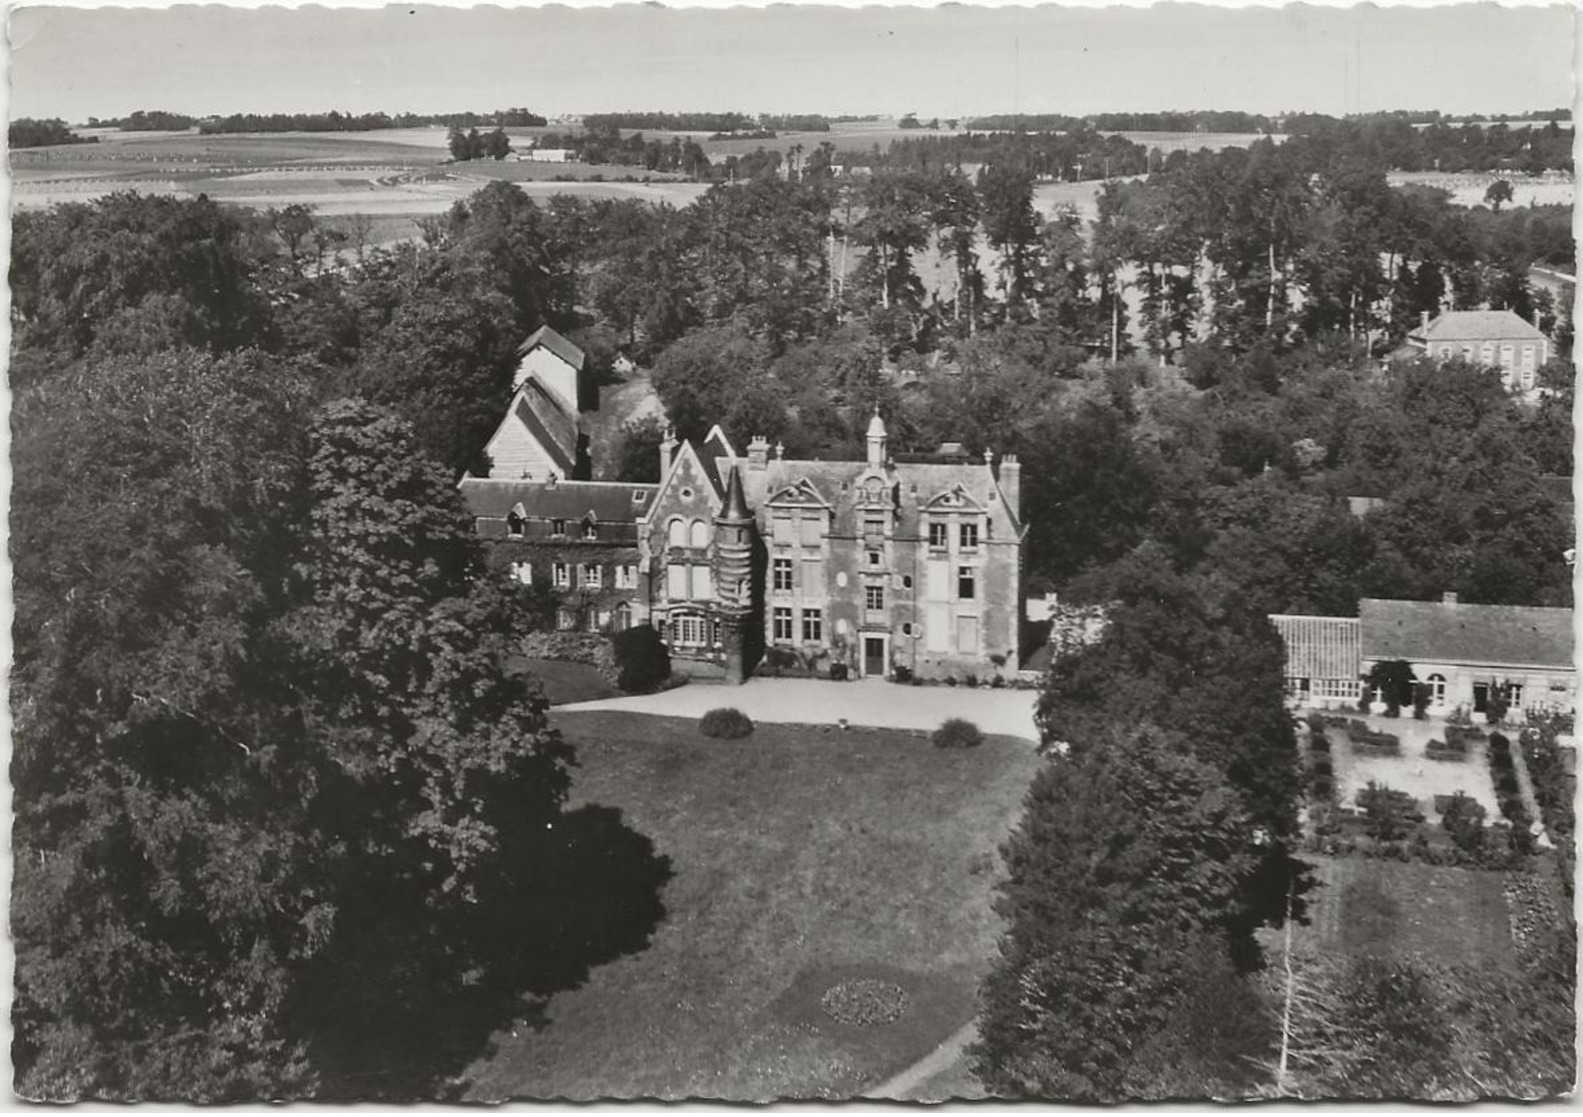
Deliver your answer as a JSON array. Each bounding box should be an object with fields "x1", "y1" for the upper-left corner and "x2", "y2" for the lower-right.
[
  {"x1": 1272, "y1": 594, "x2": 1576, "y2": 719},
  {"x1": 461, "y1": 328, "x2": 1029, "y2": 683},
  {"x1": 1401, "y1": 309, "x2": 1552, "y2": 393}
]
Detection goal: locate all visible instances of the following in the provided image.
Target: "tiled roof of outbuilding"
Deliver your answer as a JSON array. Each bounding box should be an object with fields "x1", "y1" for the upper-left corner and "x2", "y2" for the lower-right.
[
  {"x1": 1418, "y1": 310, "x2": 1547, "y2": 343},
  {"x1": 516, "y1": 324, "x2": 586, "y2": 370},
  {"x1": 1360, "y1": 598, "x2": 1574, "y2": 670}
]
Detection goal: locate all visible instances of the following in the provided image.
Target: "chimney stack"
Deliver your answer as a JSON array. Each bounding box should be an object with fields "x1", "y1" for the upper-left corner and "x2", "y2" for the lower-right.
[
  {"x1": 1442, "y1": 591, "x2": 1459, "y2": 607},
  {"x1": 999, "y1": 454, "x2": 1021, "y2": 521},
  {"x1": 1420, "y1": 310, "x2": 1430, "y2": 333},
  {"x1": 747, "y1": 434, "x2": 770, "y2": 471},
  {"x1": 659, "y1": 425, "x2": 678, "y2": 480}
]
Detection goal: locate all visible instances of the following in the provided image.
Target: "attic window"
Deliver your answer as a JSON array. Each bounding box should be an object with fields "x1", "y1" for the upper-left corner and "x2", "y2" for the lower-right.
[
  {"x1": 506, "y1": 511, "x2": 525, "y2": 538},
  {"x1": 551, "y1": 518, "x2": 567, "y2": 536}
]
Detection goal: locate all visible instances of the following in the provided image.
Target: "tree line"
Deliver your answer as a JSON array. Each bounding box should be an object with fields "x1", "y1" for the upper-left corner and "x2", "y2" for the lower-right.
[
  {"x1": 9, "y1": 118, "x2": 99, "y2": 148},
  {"x1": 194, "y1": 107, "x2": 547, "y2": 134}
]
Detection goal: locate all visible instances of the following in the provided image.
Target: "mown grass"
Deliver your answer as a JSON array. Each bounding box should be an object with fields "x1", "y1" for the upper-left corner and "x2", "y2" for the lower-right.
[{"x1": 462, "y1": 710, "x2": 1041, "y2": 1101}]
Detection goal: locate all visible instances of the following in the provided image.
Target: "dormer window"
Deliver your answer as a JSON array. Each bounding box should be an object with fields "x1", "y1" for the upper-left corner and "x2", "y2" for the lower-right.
[
  {"x1": 582, "y1": 518, "x2": 599, "y2": 541},
  {"x1": 506, "y1": 511, "x2": 525, "y2": 538},
  {"x1": 551, "y1": 518, "x2": 567, "y2": 537}
]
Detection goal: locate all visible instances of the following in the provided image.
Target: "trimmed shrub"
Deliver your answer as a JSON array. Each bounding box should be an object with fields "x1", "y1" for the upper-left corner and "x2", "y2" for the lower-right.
[
  {"x1": 932, "y1": 717, "x2": 984, "y2": 750},
  {"x1": 699, "y1": 707, "x2": 754, "y2": 739},
  {"x1": 829, "y1": 662, "x2": 849, "y2": 682},
  {"x1": 1441, "y1": 791, "x2": 1488, "y2": 854},
  {"x1": 1311, "y1": 757, "x2": 1333, "y2": 778},
  {"x1": 611, "y1": 625, "x2": 670, "y2": 693},
  {"x1": 1309, "y1": 734, "x2": 1331, "y2": 753},
  {"x1": 893, "y1": 664, "x2": 913, "y2": 685}
]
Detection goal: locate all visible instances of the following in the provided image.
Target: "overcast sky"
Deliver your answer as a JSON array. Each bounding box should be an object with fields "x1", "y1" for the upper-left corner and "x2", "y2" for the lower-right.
[{"x1": 7, "y1": 3, "x2": 1576, "y2": 123}]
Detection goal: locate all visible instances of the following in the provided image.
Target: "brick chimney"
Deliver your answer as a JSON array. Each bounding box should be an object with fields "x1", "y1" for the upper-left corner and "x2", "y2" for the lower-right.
[
  {"x1": 747, "y1": 434, "x2": 770, "y2": 471},
  {"x1": 998, "y1": 454, "x2": 1021, "y2": 521},
  {"x1": 659, "y1": 425, "x2": 678, "y2": 480}
]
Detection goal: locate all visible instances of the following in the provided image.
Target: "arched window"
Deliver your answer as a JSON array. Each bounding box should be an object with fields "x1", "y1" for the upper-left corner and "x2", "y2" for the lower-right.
[
  {"x1": 1428, "y1": 673, "x2": 1447, "y2": 708},
  {"x1": 667, "y1": 517, "x2": 686, "y2": 548},
  {"x1": 613, "y1": 602, "x2": 632, "y2": 632},
  {"x1": 689, "y1": 519, "x2": 709, "y2": 548}
]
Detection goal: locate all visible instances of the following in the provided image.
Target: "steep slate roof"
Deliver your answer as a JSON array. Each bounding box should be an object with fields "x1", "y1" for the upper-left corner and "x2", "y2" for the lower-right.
[
  {"x1": 1360, "y1": 598, "x2": 1574, "y2": 669},
  {"x1": 697, "y1": 425, "x2": 737, "y2": 497},
  {"x1": 459, "y1": 477, "x2": 656, "y2": 523},
  {"x1": 1418, "y1": 310, "x2": 1547, "y2": 343},
  {"x1": 515, "y1": 324, "x2": 586, "y2": 370},
  {"x1": 728, "y1": 456, "x2": 1023, "y2": 540},
  {"x1": 504, "y1": 388, "x2": 577, "y2": 475}
]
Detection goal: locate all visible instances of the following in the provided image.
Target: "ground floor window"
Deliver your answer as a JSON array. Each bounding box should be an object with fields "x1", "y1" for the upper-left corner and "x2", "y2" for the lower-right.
[
  {"x1": 613, "y1": 602, "x2": 632, "y2": 631},
  {"x1": 801, "y1": 608, "x2": 823, "y2": 643},
  {"x1": 772, "y1": 606, "x2": 793, "y2": 642},
  {"x1": 556, "y1": 607, "x2": 576, "y2": 631},
  {"x1": 1427, "y1": 673, "x2": 1447, "y2": 708},
  {"x1": 672, "y1": 613, "x2": 708, "y2": 648}
]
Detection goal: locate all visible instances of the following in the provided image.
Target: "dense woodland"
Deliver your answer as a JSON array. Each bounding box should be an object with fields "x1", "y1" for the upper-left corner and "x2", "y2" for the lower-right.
[{"x1": 10, "y1": 110, "x2": 1576, "y2": 1098}]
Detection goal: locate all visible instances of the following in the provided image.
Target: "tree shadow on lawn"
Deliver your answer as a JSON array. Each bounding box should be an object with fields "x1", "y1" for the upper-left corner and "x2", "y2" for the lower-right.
[{"x1": 301, "y1": 803, "x2": 673, "y2": 1100}]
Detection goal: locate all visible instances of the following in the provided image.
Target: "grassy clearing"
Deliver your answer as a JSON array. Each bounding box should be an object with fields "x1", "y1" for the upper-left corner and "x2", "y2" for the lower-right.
[
  {"x1": 1297, "y1": 855, "x2": 1514, "y2": 969},
  {"x1": 462, "y1": 710, "x2": 1040, "y2": 1101}
]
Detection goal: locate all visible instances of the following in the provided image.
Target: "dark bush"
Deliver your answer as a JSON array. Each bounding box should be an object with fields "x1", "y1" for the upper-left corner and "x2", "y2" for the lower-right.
[
  {"x1": 611, "y1": 624, "x2": 670, "y2": 693},
  {"x1": 699, "y1": 707, "x2": 754, "y2": 739},
  {"x1": 829, "y1": 662, "x2": 849, "y2": 682},
  {"x1": 990, "y1": 674, "x2": 1006, "y2": 689},
  {"x1": 1309, "y1": 734, "x2": 1331, "y2": 753},
  {"x1": 1311, "y1": 758, "x2": 1333, "y2": 778},
  {"x1": 893, "y1": 664, "x2": 913, "y2": 685},
  {"x1": 932, "y1": 717, "x2": 984, "y2": 750},
  {"x1": 1312, "y1": 778, "x2": 1334, "y2": 800},
  {"x1": 1495, "y1": 771, "x2": 1519, "y2": 796},
  {"x1": 1489, "y1": 732, "x2": 1511, "y2": 756},
  {"x1": 1441, "y1": 792, "x2": 1488, "y2": 854}
]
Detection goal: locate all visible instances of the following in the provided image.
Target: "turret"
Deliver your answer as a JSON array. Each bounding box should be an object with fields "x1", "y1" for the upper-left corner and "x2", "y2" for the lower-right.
[
  {"x1": 712, "y1": 465, "x2": 756, "y2": 685},
  {"x1": 712, "y1": 465, "x2": 754, "y2": 617}
]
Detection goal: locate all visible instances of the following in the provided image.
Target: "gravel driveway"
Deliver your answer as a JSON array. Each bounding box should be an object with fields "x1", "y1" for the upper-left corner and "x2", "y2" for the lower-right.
[{"x1": 558, "y1": 676, "x2": 1041, "y2": 742}]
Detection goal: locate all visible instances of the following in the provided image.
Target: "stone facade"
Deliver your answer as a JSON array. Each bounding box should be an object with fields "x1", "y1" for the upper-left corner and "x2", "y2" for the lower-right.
[
  {"x1": 464, "y1": 371, "x2": 1031, "y2": 683},
  {"x1": 640, "y1": 413, "x2": 1027, "y2": 683}
]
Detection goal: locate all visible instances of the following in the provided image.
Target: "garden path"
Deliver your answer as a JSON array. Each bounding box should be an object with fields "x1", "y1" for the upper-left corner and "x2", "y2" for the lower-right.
[{"x1": 558, "y1": 676, "x2": 1041, "y2": 741}]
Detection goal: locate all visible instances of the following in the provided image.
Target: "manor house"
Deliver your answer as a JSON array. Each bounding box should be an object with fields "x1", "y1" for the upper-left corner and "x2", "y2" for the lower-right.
[{"x1": 461, "y1": 329, "x2": 1028, "y2": 683}]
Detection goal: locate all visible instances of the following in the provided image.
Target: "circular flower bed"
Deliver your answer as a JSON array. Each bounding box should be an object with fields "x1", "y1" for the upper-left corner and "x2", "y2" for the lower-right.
[{"x1": 820, "y1": 978, "x2": 909, "y2": 1027}]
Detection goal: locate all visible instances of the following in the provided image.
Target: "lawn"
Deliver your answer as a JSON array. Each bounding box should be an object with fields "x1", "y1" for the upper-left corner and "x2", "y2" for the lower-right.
[
  {"x1": 1295, "y1": 855, "x2": 1515, "y2": 969},
  {"x1": 462, "y1": 710, "x2": 1041, "y2": 1101}
]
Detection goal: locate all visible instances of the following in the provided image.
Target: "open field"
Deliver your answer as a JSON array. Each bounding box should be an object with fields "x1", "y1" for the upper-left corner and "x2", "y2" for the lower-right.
[
  {"x1": 461, "y1": 710, "x2": 1040, "y2": 1100},
  {"x1": 1294, "y1": 855, "x2": 1515, "y2": 968},
  {"x1": 1387, "y1": 170, "x2": 1574, "y2": 208}
]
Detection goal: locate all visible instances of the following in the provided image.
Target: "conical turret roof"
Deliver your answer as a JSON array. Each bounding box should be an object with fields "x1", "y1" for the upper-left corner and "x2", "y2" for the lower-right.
[{"x1": 720, "y1": 463, "x2": 752, "y2": 521}]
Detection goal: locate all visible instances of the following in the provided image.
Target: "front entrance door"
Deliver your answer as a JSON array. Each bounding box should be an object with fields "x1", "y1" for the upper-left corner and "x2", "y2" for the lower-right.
[
  {"x1": 1472, "y1": 682, "x2": 1489, "y2": 713},
  {"x1": 863, "y1": 636, "x2": 886, "y2": 678}
]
